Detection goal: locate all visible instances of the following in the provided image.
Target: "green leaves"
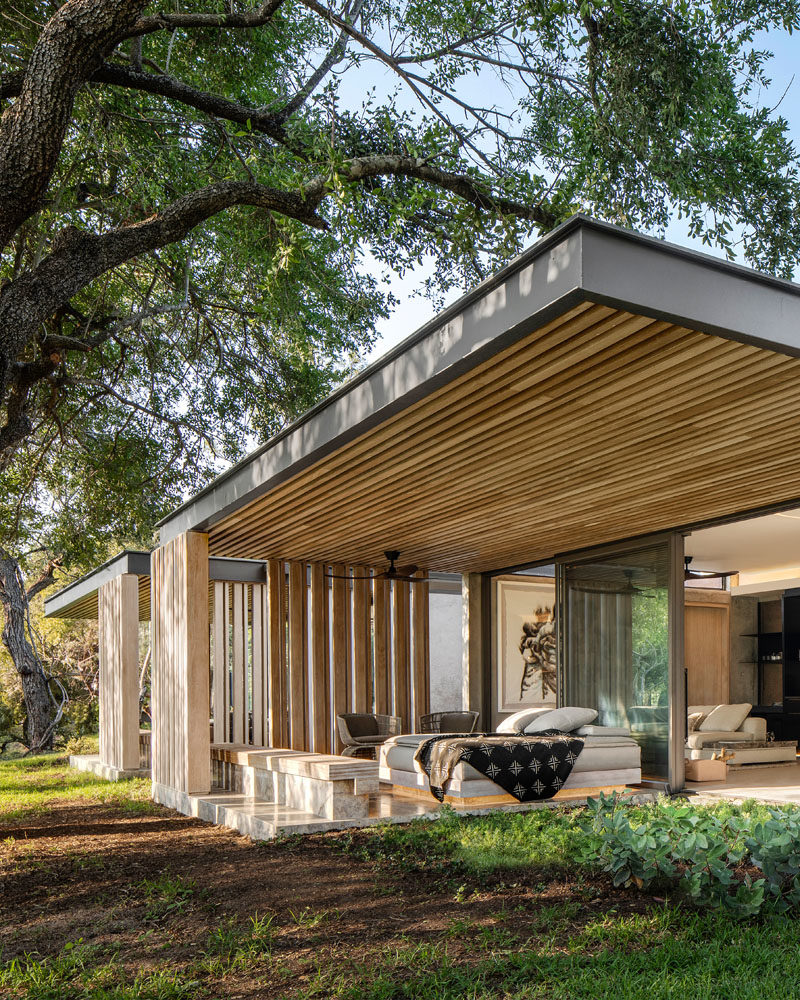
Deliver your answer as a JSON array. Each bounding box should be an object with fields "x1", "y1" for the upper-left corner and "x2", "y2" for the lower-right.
[{"x1": 580, "y1": 794, "x2": 800, "y2": 918}]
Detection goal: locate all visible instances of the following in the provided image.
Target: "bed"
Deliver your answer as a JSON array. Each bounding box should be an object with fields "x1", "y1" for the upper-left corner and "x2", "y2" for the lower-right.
[{"x1": 379, "y1": 725, "x2": 642, "y2": 806}]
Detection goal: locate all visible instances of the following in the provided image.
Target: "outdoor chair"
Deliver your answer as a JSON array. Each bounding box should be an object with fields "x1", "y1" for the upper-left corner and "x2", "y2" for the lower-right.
[
  {"x1": 336, "y1": 713, "x2": 402, "y2": 758},
  {"x1": 419, "y1": 710, "x2": 480, "y2": 734}
]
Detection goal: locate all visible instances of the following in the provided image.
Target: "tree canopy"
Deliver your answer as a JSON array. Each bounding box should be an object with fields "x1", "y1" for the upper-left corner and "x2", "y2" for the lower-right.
[
  {"x1": 2, "y1": 0, "x2": 799, "y2": 748},
  {"x1": 2, "y1": 0, "x2": 799, "y2": 517}
]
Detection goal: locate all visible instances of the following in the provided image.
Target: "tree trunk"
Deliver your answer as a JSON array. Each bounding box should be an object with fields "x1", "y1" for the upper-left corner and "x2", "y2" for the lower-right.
[{"x1": 0, "y1": 550, "x2": 55, "y2": 751}]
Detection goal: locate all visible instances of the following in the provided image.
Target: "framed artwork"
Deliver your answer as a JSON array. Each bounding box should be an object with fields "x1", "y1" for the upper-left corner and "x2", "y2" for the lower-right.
[{"x1": 496, "y1": 577, "x2": 557, "y2": 713}]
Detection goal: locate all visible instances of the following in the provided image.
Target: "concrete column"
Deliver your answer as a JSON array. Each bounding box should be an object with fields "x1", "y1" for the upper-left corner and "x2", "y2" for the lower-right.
[
  {"x1": 98, "y1": 574, "x2": 140, "y2": 772},
  {"x1": 461, "y1": 573, "x2": 485, "y2": 725}
]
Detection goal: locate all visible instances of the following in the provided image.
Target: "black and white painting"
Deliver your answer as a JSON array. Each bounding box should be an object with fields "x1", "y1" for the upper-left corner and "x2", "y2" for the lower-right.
[{"x1": 496, "y1": 578, "x2": 557, "y2": 712}]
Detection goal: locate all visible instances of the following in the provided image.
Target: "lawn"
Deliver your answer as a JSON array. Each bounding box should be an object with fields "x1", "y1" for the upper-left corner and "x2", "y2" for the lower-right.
[{"x1": 1, "y1": 755, "x2": 799, "y2": 999}]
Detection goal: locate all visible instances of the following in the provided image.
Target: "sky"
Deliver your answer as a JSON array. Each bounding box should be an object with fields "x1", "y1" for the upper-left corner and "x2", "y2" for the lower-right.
[{"x1": 360, "y1": 25, "x2": 800, "y2": 364}]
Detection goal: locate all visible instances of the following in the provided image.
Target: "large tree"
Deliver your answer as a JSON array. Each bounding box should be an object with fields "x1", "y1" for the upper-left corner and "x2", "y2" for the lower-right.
[{"x1": 1, "y1": 0, "x2": 799, "y2": 748}]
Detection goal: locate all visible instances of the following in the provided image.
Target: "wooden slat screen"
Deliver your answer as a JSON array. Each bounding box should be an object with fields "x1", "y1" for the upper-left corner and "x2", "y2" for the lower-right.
[{"x1": 209, "y1": 561, "x2": 430, "y2": 752}]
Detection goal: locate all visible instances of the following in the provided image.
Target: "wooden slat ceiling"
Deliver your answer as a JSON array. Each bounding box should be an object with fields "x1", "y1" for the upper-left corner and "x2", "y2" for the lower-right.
[{"x1": 207, "y1": 300, "x2": 800, "y2": 573}]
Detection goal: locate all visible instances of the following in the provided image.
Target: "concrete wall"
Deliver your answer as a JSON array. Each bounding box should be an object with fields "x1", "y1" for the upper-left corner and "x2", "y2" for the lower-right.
[{"x1": 429, "y1": 590, "x2": 463, "y2": 712}]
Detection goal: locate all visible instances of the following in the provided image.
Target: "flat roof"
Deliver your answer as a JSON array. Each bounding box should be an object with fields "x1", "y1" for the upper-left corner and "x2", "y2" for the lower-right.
[
  {"x1": 157, "y1": 215, "x2": 800, "y2": 545},
  {"x1": 44, "y1": 551, "x2": 151, "y2": 620}
]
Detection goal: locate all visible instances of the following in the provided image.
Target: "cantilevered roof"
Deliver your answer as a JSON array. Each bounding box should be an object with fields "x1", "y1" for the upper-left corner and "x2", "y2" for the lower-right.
[
  {"x1": 44, "y1": 551, "x2": 152, "y2": 621},
  {"x1": 146, "y1": 215, "x2": 800, "y2": 572}
]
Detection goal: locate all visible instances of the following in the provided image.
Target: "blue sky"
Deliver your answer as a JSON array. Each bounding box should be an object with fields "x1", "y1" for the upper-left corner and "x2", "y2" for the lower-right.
[{"x1": 362, "y1": 25, "x2": 800, "y2": 363}]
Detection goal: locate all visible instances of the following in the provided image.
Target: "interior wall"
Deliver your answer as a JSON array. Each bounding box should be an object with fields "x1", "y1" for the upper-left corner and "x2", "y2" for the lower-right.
[
  {"x1": 429, "y1": 591, "x2": 463, "y2": 713},
  {"x1": 684, "y1": 590, "x2": 730, "y2": 706}
]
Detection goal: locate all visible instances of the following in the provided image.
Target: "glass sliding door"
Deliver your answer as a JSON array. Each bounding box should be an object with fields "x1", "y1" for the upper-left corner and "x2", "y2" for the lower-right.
[{"x1": 557, "y1": 535, "x2": 684, "y2": 786}]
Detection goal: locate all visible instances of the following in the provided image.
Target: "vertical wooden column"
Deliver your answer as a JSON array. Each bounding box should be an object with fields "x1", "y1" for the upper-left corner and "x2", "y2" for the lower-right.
[
  {"x1": 252, "y1": 584, "x2": 266, "y2": 746},
  {"x1": 211, "y1": 581, "x2": 228, "y2": 743},
  {"x1": 462, "y1": 574, "x2": 484, "y2": 727},
  {"x1": 98, "y1": 573, "x2": 140, "y2": 771},
  {"x1": 231, "y1": 584, "x2": 246, "y2": 743},
  {"x1": 393, "y1": 581, "x2": 411, "y2": 730},
  {"x1": 373, "y1": 577, "x2": 390, "y2": 716},
  {"x1": 309, "y1": 563, "x2": 330, "y2": 752},
  {"x1": 412, "y1": 572, "x2": 430, "y2": 728},
  {"x1": 151, "y1": 531, "x2": 210, "y2": 795},
  {"x1": 353, "y1": 567, "x2": 370, "y2": 713},
  {"x1": 331, "y1": 564, "x2": 349, "y2": 750},
  {"x1": 266, "y1": 559, "x2": 287, "y2": 747},
  {"x1": 288, "y1": 561, "x2": 307, "y2": 749}
]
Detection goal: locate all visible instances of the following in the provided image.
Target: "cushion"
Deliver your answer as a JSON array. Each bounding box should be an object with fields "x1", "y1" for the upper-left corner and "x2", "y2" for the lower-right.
[
  {"x1": 496, "y1": 707, "x2": 555, "y2": 734},
  {"x1": 342, "y1": 714, "x2": 378, "y2": 738},
  {"x1": 688, "y1": 705, "x2": 718, "y2": 717},
  {"x1": 698, "y1": 703, "x2": 751, "y2": 733},
  {"x1": 687, "y1": 730, "x2": 756, "y2": 749},
  {"x1": 523, "y1": 706, "x2": 598, "y2": 734},
  {"x1": 687, "y1": 712, "x2": 705, "y2": 733},
  {"x1": 574, "y1": 725, "x2": 631, "y2": 737}
]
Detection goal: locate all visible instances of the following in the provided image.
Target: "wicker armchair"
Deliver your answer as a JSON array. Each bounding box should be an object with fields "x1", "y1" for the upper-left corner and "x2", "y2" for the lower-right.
[
  {"x1": 419, "y1": 710, "x2": 479, "y2": 734},
  {"x1": 336, "y1": 713, "x2": 402, "y2": 758}
]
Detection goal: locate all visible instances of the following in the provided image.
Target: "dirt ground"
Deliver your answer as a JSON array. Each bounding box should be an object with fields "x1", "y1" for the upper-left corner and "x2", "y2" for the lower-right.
[{"x1": 0, "y1": 798, "x2": 657, "y2": 999}]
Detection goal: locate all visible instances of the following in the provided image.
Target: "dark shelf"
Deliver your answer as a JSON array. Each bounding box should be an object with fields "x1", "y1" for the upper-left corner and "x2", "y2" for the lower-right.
[{"x1": 741, "y1": 631, "x2": 782, "y2": 638}]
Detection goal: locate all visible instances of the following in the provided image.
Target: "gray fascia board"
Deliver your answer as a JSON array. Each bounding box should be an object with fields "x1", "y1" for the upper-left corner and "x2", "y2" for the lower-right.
[
  {"x1": 157, "y1": 216, "x2": 800, "y2": 542},
  {"x1": 208, "y1": 557, "x2": 267, "y2": 583},
  {"x1": 44, "y1": 550, "x2": 151, "y2": 618},
  {"x1": 579, "y1": 225, "x2": 800, "y2": 356}
]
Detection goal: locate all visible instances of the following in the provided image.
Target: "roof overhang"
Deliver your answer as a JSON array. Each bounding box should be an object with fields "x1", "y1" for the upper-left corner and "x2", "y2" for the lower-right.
[
  {"x1": 155, "y1": 215, "x2": 800, "y2": 569},
  {"x1": 45, "y1": 547, "x2": 463, "y2": 619},
  {"x1": 44, "y1": 551, "x2": 152, "y2": 621}
]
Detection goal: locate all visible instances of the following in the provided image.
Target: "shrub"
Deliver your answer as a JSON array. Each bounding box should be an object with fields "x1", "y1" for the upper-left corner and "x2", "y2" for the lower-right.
[{"x1": 580, "y1": 793, "x2": 800, "y2": 917}]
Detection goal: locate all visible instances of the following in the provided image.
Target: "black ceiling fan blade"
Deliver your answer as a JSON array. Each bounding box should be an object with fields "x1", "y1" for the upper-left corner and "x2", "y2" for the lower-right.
[
  {"x1": 395, "y1": 564, "x2": 418, "y2": 576},
  {"x1": 684, "y1": 556, "x2": 738, "y2": 580}
]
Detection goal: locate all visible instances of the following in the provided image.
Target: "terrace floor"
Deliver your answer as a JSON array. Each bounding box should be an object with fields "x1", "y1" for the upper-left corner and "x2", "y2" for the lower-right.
[{"x1": 687, "y1": 761, "x2": 800, "y2": 805}]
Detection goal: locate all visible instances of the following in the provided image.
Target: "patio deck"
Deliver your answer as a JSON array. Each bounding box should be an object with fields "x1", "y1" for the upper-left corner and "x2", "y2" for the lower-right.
[
  {"x1": 146, "y1": 779, "x2": 657, "y2": 840},
  {"x1": 687, "y1": 761, "x2": 800, "y2": 805}
]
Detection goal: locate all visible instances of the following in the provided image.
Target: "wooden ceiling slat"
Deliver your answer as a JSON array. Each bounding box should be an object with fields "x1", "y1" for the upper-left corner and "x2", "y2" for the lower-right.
[
  {"x1": 217, "y1": 336, "x2": 784, "y2": 556},
  {"x1": 214, "y1": 319, "x2": 705, "y2": 552},
  {"x1": 206, "y1": 303, "x2": 800, "y2": 572}
]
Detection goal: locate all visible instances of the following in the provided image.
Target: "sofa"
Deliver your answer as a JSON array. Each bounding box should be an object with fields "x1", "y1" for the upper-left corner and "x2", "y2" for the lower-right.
[
  {"x1": 379, "y1": 706, "x2": 642, "y2": 806},
  {"x1": 686, "y1": 703, "x2": 795, "y2": 766}
]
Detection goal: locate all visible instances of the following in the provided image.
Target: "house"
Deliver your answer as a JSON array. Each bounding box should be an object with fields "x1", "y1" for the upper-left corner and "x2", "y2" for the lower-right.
[{"x1": 44, "y1": 215, "x2": 800, "y2": 827}]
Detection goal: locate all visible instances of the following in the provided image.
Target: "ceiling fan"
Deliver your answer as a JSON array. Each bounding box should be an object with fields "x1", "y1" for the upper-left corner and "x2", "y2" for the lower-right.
[
  {"x1": 684, "y1": 556, "x2": 738, "y2": 582},
  {"x1": 571, "y1": 569, "x2": 654, "y2": 598},
  {"x1": 325, "y1": 551, "x2": 423, "y2": 583}
]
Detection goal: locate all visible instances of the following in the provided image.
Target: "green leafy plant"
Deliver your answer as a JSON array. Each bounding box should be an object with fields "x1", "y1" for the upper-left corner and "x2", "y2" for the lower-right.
[{"x1": 580, "y1": 793, "x2": 800, "y2": 917}]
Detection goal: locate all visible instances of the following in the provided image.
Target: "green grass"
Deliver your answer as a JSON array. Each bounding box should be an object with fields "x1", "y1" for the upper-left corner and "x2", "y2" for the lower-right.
[
  {"x1": 0, "y1": 753, "x2": 156, "y2": 822},
  {"x1": 314, "y1": 908, "x2": 800, "y2": 1000},
  {"x1": 4, "y1": 757, "x2": 800, "y2": 998}
]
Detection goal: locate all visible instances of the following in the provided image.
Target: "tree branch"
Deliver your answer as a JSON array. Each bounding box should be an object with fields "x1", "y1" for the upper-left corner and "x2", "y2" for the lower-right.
[
  {"x1": 26, "y1": 558, "x2": 63, "y2": 601},
  {"x1": 0, "y1": 0, "x2": 149, "y2": 252},
  {"x1": 124, "y1": 0, "x2": 286, "y2": 39},
  {"x1": 279, "y1": 0, "x2": 366, "y2": 120}
]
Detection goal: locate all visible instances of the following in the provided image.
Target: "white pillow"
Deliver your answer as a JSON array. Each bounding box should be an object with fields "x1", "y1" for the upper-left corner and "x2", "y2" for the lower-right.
[
  {"x1": 524, "y1": 706, "x2": 598, "y2": 734},
  {"x1": 698, "y1": 703, "x2": 751, "y2": 733},
  {"x1": 496, "y1": 707, "x2": 555, "y2": 734}
]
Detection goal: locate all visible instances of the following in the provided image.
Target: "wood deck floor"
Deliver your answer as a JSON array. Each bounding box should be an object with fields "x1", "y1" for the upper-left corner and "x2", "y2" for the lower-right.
[{"x1": 687, "y1": 761, "x2": 800, "y2": 805}]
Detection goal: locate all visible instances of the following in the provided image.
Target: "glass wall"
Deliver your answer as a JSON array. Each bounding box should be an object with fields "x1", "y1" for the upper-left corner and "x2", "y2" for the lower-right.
[{"x1": 558, "y1": 542, "x2": 674, "y2": 782}]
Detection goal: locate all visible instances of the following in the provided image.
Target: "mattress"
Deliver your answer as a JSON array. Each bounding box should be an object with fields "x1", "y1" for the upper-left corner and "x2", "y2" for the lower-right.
[{"x1": 379, "y1": 731, "x2": 642, "y2": 795}]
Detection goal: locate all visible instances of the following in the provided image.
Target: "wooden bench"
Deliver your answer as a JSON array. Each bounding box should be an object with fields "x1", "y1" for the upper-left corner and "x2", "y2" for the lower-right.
[{"x1": 210, "y1": 745, "x2": 379, "y2": 820}]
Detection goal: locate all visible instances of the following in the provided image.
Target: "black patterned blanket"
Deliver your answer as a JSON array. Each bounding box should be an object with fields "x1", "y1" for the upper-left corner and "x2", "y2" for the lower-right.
[{"x1": 414, "y1": 731, "x2": 585, "y2": 803}]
